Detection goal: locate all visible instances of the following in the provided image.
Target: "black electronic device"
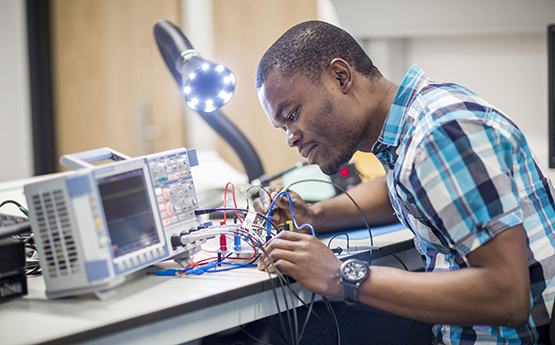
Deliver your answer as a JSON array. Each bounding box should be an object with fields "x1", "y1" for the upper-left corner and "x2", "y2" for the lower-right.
[
  {"x1": 548, "y1": 24, "x2": 555, "y2": 168},
  {"x1": 330, "y1": 163, "x2": 363, "y2": 195},
  {"x1": 0, "y1": 237, "x2": 27, "y2": 302},
  {"x1": 0, "y1": 213, "x2": 31, "y2": 239}
]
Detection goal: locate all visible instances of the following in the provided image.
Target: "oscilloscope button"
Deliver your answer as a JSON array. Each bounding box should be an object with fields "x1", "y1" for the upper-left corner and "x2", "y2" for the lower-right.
[{"x1": 166, "y1": 203, "x2": 174, "y2": 216}]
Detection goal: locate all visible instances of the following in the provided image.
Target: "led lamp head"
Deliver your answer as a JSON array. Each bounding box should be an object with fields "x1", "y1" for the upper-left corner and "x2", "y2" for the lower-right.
[{"x1": 179, "y1": 51, "x2": 236, "y2": 113}]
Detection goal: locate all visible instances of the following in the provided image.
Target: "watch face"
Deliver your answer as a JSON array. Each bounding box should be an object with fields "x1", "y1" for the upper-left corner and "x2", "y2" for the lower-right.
[{"x1": 341, "y1": 259, "x2": 368, "y2": 283}]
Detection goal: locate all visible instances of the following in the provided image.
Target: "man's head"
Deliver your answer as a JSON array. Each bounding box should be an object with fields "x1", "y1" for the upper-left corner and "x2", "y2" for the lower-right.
[
  {"x1": 255, "y1": 20, "x2": 378, "y2": 91},
  {"x1": 256, "y1": 20, "x2": 386, "y2": 175}
]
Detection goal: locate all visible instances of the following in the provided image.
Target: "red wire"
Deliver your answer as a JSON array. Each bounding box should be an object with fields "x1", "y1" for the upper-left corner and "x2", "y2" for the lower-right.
[{"x1": 223, "y1": 182, "x2": 243, "y2": 223}]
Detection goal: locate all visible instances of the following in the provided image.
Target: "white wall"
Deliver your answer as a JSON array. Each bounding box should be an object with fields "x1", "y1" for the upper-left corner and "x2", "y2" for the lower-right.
[
  {"x1": 0, "y1": 0, "x2": 33, "y2": 182},
  {"x1": 1, "y1": 0, "x2": 553, "y2": 183},
  {"x1": 328, "y1": 0, "x2": 555, "y2": 180},
  {"x1": 405, "y1": 33, "x2": 550, "y2": 178}
]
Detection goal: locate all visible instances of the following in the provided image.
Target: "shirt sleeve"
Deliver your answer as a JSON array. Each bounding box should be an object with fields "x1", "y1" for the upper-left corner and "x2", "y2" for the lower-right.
[{"x1": 406, "y1": 117, "x2": 523, "y2": 256}]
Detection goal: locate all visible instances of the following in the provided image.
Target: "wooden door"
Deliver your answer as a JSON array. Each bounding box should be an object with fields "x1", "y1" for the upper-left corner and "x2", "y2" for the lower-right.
[
  {"x1": 213, "y1": 0, "x2": 318, "y2": 175},
  {"x1": 51, "y1": 0, "x2": 186, "y2": 169}
]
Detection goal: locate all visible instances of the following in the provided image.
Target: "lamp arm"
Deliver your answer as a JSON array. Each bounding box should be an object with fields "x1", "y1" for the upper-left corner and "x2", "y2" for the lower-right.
[
  {"x1": 154, "y1": 20, "x2": 197, "y2": 85},
  {"x1": 153, "y1": 20, "x2": 265, "y2": 182},
  {"x1": 198, "y1": 110, "x2": 265, "y2": 183}
]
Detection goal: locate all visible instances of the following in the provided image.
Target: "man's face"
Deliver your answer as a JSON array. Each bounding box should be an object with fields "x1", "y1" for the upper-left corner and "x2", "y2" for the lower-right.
[{"x1": 257, "y1": 69, "x2": 364, "y2": 175}]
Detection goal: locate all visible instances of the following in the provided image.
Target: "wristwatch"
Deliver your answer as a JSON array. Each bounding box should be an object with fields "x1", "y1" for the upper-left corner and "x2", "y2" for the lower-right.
[{"x1": 339, "y1": 258, "x2": 369, "y2": 304}]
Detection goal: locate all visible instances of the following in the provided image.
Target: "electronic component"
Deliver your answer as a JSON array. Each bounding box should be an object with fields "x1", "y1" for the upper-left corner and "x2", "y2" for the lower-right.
[
  {"x1": 24, "y1": 147, "x2": 204, "y2": 299},
  {"x1": 0, "y1": 238, "x2": 27, "y2": 302},
  {"x1": 0, "y1": 213, "x2": 31, "y2": 239},
  {"x1": 330, "y1": 163, "x2": 362, "y2": 195}
]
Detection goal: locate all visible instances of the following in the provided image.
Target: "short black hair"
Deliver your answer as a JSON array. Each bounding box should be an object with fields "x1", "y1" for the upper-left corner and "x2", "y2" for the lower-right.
[{"x1": 255, "y1": 20, "x2": 379, "y2": 90}]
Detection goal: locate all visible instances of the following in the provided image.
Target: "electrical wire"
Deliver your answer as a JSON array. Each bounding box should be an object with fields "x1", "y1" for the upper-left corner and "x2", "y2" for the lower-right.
[
  {"x1": 282, "y1": 179, "x2": 373, "y2": 246},
  {"x1": 1, "y1": 201, "x2": 40, "y2": 276},
  {"x1": 195, "y1": 207, "x2": 282, "y2": 235},
  {"x1": 245, "y1": 184, "x2": 272, "y2": 211},
  {"x1": 327, "y1": 232, "x2": 350, "y2": 251},
  {"x1": 167, "y1": 222, "x2": 304, "y2": 344},
  {"x1": 0, "y1": 199, "x2": 29, "y2": 217},
  {"x1": 322, "y1": 297, "x2": 340, "y2": 345},
  {"x1": 266, "y1": 190, "x2": 315, "y2": 236},
  {"x1": 187, "y1": 193, "x2": 409, "y2": 344},
  {"x1": 222, "y1": 182, "x2": 243, "y2": 223}
]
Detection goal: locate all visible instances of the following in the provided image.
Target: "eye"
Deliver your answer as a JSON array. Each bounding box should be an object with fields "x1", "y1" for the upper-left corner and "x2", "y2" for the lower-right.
[{"x1": 287, "y1": 108, "x2": 298, "y2": 121}]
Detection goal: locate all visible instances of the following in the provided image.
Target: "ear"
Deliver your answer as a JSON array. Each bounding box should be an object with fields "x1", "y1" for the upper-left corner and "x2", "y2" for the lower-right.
[{"x1": 329, "y1": 58, "x2": 352, "y2": 94}]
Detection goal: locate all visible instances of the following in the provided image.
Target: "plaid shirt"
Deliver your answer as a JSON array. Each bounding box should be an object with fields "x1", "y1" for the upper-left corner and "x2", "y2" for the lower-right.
[{"x1": 372, "y1": 65, "x2": 555, "y2": 344}]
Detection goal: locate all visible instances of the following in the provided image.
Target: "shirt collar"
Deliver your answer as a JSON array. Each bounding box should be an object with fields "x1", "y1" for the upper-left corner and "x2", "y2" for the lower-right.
[{"x1": 373, "y1": 65, "x2": 430, "y2": 151}]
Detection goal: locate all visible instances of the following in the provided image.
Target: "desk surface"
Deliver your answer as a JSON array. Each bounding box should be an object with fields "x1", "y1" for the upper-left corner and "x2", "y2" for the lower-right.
[
  {"x1": 0, "y1": 153, "x2": 416, "y2": 345},
  {"x1": 1, "y1": 228, "x2": 416, "y2": 345}
]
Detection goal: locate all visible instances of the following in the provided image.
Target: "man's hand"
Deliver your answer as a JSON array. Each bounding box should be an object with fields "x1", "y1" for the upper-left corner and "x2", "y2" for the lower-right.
[
  {"x1": 252, "y1": 186, "x2": 315, "y2": 234},
  {"x1": 257, "y1": 231, "x2": 343, "y2": 297}
]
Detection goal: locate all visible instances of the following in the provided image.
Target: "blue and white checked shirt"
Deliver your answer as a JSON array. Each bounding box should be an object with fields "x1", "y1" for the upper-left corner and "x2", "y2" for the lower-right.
[{"x1": 372, "y1": 65, "x2": 555, "y2": 344}]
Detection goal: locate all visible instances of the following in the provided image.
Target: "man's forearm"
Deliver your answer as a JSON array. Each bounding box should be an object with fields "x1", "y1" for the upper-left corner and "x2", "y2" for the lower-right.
[
  {"x1": 310, "y1": 176, "x2": 397, "y2": 233},
  {"x1": 356, "y1": 226, "x2": 531, "y2": 328}
]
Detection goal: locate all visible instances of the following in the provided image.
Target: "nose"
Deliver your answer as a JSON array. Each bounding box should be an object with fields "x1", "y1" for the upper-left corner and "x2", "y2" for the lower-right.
[{"x1": 286, "y1": 127, "x2": 301, "y2": 147}]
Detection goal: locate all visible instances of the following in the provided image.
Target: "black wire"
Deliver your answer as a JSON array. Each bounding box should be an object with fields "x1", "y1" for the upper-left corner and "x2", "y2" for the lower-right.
[
  {"x1": 293, "y1": 291, "x2": 340, "y2": 345},
  {"x1": 245, "y1": 184, "x2": 272, "y2": 211},
  {"x1": 0, "y1": 199, "x2": 29, "y2": 217},
  {"x1": 298, "y1": 293, "x2": 316, "y2": 342},
  {"x1": 377, "y1": 246, "x2": 409, "y2": 271},
  {"x1": 213, "y1": 199, "x2": 410, "y2": 343},
  {"x1": 322, "y1": 297, "x2": 340, "y2": 345},
  {"x1": 327, "y1": 232, "x2": 350, "y2": 251},
  {"x1": 239, "y1": 322, "x2": 276, "y2": 345},
  {"x1": 283, "y1": 179, "x2": 373, "y2": 246},
  {"x1": 256, "y1": 241, "x2": 297, "y2": 344},
  {"x1": 228, "y1": 229, "x2": 294, "y2": 344},
  {"x1": 199, "y1": 225, "x2": 298, "y2": 344}
]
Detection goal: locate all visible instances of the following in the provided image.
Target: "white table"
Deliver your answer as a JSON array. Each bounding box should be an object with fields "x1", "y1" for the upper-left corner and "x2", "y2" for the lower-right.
[{"x1": 0, "y1": 152, "x2": 419, "y2": 345}]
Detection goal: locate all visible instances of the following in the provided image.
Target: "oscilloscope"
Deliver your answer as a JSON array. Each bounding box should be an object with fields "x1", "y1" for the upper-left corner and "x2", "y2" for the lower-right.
[{"x1": 24, "y1": 147, "x2": 205, "y2": 299}]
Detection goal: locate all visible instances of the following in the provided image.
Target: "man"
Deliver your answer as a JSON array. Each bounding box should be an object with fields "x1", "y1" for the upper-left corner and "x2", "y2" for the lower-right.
[{"x1": 253, "y1": 20, "x2": 555, "y2": 344}]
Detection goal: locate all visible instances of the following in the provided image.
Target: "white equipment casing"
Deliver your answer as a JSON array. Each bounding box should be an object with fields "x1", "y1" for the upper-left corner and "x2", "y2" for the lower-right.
[{"x1": 24, "y1": 147, "x2": 204, "y2": 299}]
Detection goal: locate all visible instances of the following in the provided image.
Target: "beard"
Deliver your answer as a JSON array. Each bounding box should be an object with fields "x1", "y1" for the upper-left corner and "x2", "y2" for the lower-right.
[
  {"x1": 318, "y1": 99, "x2": 360, "y2": 175},
  {"x1": 319, "y1": 134, "x2": 359, "y2": 175}
]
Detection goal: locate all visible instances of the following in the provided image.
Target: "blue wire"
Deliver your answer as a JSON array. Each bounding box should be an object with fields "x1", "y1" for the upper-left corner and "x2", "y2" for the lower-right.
[
  {"x1": 155, "y1": 261, "x2": 256, "y2": 276},
  {"x1": 266, "y1": 190, "x2": 316, "y2": 236}
]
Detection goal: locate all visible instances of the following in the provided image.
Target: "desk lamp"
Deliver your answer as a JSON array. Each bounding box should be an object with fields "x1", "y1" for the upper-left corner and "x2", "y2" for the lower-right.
[{"x1": 153, "y1": 20, "x2": 265, "y2": 183}]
